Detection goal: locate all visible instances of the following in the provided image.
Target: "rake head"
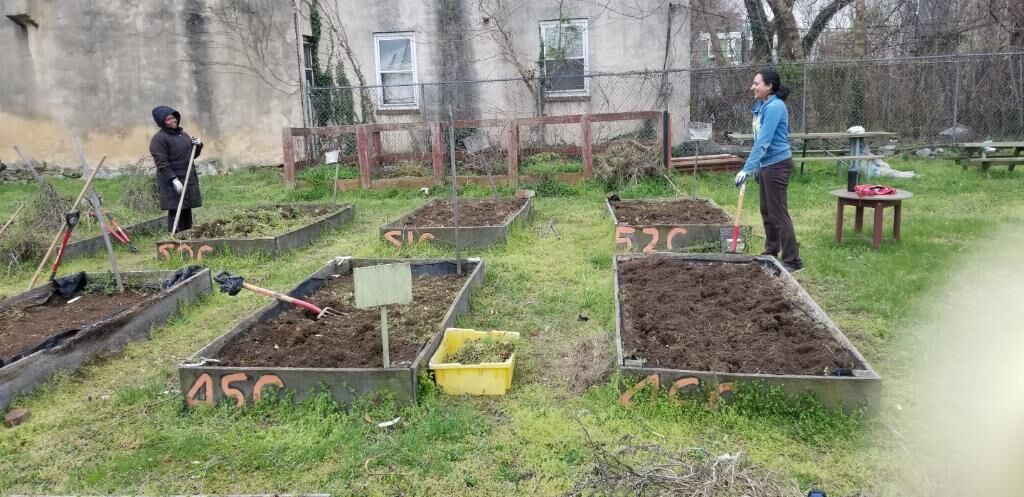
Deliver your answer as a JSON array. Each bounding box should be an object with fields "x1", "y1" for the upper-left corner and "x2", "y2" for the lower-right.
[{"x1": 316, "y1": 306, "x2": 345, "y2": 319}]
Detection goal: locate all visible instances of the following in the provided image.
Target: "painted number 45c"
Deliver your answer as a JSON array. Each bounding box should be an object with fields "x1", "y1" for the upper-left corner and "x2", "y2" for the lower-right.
[{"x1": 185, "y1": 373, "x2": 284, "y2": 407}]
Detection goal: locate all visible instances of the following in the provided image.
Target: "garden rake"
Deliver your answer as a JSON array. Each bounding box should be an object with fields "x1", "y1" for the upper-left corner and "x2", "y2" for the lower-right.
[{"x1": 214, "y1": 271, "x2": 343, "y2": 320}]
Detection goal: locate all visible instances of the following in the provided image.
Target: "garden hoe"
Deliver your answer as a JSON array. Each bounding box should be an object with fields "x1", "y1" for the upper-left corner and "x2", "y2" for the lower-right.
[
  {"x1": 729, "y1": 183, "x2": 746, "y2": 253},
  {"x1": 48, "y1": 210, "x2": 81, "y2": 282},
  {"x1": 214, "y1": 271, "x2": 343, "y2": 320}
]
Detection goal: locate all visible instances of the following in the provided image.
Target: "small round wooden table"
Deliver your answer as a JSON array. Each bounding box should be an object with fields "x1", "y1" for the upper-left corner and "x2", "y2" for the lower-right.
[{"x1": 830, "y1": 189, "x2": 913, "y2": 250}]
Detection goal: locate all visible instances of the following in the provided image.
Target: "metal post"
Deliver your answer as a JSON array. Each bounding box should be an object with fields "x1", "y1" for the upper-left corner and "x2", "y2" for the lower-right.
[
  {"x1": 662, "y1": 110, "x2": 670, "y2": 170},
  {"x1": 952, "y1": 60, "x2": 960, "y2": 144},
  {"x1": 1019, "y1": 54, "x2": 1023, "y2": 132},
  {"x1": 448, "y1": 104, "x2": 461, "y2": 276},
  {"x1": 801, "y1": 62, "x2": 808, "y2": 134}
]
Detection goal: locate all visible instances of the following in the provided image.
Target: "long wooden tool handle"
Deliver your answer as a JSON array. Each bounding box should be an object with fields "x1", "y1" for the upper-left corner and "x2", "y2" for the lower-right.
[
  {"x1": 730, "y1": 183, "x2": 746, "y2": 253},
  {"x1": 171, "y1": 144, "x2": 198, "y2": 238},
  {"x1": 240, "y1": 282, "x2": 323, "y2": 314},
  {"x1": 0, "y1": 204, "x2": 24, "y2": 238},
  {"x1": 28, "y1": 156, "x2": 106, "y2": 290}
]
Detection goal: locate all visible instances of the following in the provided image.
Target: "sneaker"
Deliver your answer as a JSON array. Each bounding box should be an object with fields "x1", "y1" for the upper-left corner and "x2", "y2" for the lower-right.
[{"x1": 783, "y1": 264, "x2": 804, "y2": 274}]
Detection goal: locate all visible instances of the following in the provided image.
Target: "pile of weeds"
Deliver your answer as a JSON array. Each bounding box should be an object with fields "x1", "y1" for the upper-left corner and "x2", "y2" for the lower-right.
[
  {"x1": 567, "y1": 425, "x2": 801, "y2": 497},
  {"x1": 181, "y1": 205, "x2": 334, "y2": 239},
  {"x1": 593, "y1": 139, "x2": 660, "y2": 189},
  {"x1": 447, "y1": 336, "x2": 515, "y2": 364},
  {"x1": 120, "y1": 157, "x2": 160, "y2": 212},
  {"x1": 1, "y1": 190, "x2": 70, "y2": 274}
]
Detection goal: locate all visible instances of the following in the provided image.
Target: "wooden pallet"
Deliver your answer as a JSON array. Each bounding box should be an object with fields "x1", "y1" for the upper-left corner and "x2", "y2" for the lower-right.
[{"x1": 670, "y1": 154, "x2": 745, "y2": 173}]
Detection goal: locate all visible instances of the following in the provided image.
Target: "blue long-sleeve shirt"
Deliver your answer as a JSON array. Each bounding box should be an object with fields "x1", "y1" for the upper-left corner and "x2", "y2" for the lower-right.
[{"x1": 741, "y1": 95, "x2": 792, "y2": 174}]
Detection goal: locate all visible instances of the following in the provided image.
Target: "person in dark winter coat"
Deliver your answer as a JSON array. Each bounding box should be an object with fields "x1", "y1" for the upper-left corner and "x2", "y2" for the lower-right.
[{"x1": 150, "y1": 105, "x2": 203, "y2": 233}]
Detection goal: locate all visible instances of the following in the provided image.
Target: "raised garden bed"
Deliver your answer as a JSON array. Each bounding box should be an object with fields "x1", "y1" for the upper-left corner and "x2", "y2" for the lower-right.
[
  {"x1": 63, "y1": 216, "x2": 164, "y2": 259},
  {"x1": 381, "y1": 198, "x2": 532, "y2": 249},
  {"x1": 608, "y1": 197, "x2": 746, "y2": 253},
  {"x1": 1, "y1": 268, "x2": 212, "y2": 411},
  {"x1": 179, "y1": 257, "x2": 484, "y2": 407},
  {"x1": 156, "y1": 204, "x2": 354, "y2": 261},
  {"x1": 614, "y1": 253, "x2": 880, "y2": 413}
]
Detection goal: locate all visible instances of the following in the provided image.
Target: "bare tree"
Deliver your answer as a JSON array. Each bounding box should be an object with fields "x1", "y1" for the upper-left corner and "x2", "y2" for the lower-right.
[
  {"x1": 200, "y1": 0, "x2": 301, "y2": 94},
  {"x1": 743, "y1": 0, "x2": 856, "y2": 61},
  {"x1": 303, "y1": 0, "x2": 376, "y2": 122}
]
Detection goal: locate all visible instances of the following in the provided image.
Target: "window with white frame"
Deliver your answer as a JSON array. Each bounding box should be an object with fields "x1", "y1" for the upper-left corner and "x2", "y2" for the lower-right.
[
  {"x1": 539, "y1": 19, "x2": 588, "y2": 95},
  {"x1": 374, "y1": 32, "x2": 418, "y2": 107},
  {"x1": 302, "y1": 36, "x2": 314, "y2": 87}
]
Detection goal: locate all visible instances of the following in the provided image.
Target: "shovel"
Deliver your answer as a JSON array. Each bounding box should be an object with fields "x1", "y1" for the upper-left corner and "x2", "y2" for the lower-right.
[
  {"x1": 214, "y1": 271, "x2": 343, "y2": 320},
  {"x1": 48, "y1": 210, "x2": 81, "y2": 282},
  {"x1": 729, "y1": 183, "x2": 746, "y2": 253}
]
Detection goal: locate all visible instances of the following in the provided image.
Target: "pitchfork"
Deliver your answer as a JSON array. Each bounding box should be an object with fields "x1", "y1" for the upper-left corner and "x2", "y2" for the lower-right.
[{"x1": 214, "y1": 271, "x2": 343, "y2": 320}]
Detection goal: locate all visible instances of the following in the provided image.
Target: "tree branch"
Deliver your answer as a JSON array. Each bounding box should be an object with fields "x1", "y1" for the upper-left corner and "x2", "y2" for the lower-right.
[{"x1": 802, "y1": 0, "x2": 855, "y2": 55}]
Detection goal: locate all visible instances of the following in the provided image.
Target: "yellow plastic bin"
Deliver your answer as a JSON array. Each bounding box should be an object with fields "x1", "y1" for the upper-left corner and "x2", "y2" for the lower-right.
[{"x1": 429, "y1": 328, "x2": 519, "y2": 396}]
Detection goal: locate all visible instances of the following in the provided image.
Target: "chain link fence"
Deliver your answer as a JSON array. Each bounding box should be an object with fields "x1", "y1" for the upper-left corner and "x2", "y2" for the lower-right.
[
  {"x1": 692, "y1": 52, "x2": 1024, "y2": 146},
  {"x1": 292, "y1": 52, "x2": 1023, "y2": 181}
]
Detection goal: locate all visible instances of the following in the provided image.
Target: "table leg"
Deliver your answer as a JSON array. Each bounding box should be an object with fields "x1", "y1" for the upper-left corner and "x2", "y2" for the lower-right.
[
  {"x1": 872, "y1": 202, "x2": 884, "y2": 250},
  {"x1": 835, "y1": 200, "x2": 845, "y2": 244},
  {"x1": 854, "y1": 204, "x2": 864, "y2": 232},
  {"x1": 893, "y1": 201, "x2": 902, "y2": 241},
  {"x1": 852, "y1": 137, "x2": 865, "y2": 178},
  {"x1": 800, "y1": 141, "x2": 808, "y2": 175}
]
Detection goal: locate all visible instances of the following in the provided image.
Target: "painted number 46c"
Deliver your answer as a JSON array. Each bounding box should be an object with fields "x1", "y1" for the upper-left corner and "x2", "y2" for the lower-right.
[{"x1": 185, "y1": 373, "x2": 284, "y2": 407}]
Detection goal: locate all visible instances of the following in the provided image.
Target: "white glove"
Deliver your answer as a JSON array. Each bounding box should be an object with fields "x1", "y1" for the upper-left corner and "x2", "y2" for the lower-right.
[
  {"x1": 734, "y1": 171, "x2": 748, "y2": 188},
  {"x1": 172, "y1": 178, "x2": 184, "y2": 193},
  {"x1": 191, "y1": 136, "x2": 202, "y2": 146}
]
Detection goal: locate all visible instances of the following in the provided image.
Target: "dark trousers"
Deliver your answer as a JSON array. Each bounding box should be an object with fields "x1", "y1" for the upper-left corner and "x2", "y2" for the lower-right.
[
  {"x1": 167, "y1": 208, "x2": 192, "y2": 233},
  {"x1": 758, "y1": 158, "x2": 802, "y2": 268}
]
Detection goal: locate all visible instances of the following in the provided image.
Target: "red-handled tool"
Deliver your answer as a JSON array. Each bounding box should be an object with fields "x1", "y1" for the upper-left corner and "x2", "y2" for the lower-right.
[
  {"x1": 48, "y1": 211, "x2": 81, "y2": 282},
  {"x1": 214, "y1": 271, "x2": 342, "y2": 320}
]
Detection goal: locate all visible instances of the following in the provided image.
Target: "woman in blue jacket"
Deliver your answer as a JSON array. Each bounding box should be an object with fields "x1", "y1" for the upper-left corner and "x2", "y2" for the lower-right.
[{"x1": 734, "y1": 68, "x2": 803, "y2": 273}]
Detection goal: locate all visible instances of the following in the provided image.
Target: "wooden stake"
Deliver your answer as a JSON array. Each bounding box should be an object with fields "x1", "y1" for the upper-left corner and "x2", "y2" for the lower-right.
[
  {"x1": 28, "y1": 156, "x2": 106, "y2": 290},
  {"x1": 380, "y1": 305, "x2": 390, "y2": 369},
  {"x1": 0, "y1": 203, "x2": 24, "y2": 238},
  {"x1": 171, "y1": 144, "x2": 198, "y2": 238},
  {"x1": 448, "y1": 104, "x2": 462, "y2": 276}
]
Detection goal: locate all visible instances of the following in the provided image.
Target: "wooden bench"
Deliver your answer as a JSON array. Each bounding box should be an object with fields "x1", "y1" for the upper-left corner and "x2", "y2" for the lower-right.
[
  {"x1": 790, "y1": 155, "x2": 884, "y2": 162},
  {"x1": 968, "y1": 156, "x2": 1022, "y2": 175},
  {"x1": 791, "y1": 155, "x2": 884, "y2": 175},
  {"x1": 957, "y1": 141, "x2": 1024, "y2": 168}
]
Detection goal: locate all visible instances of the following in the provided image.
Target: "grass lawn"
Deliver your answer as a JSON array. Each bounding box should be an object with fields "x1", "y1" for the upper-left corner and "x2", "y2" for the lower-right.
[{"x1": 0, "y1": 159, "x2": 1021, "y2": 495}]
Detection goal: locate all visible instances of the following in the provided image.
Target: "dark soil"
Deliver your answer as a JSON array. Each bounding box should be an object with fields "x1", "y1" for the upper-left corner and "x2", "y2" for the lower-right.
[
  {"x1": 618, "y1": 257, "x2": 860, "y2": 375},
  {"x1": 0, "y1": 290, "x2": 153, "y2": 361},
  {"x1": 396, "y1": 198, "x2": 527, "y2": 227},
  {"x1": 215, "y1": 272, "x2": 470, "y2": 368},
  {"x1": 182, "y1": 205, "x2": 337, "y2": 240},
  {"x1": 611, "y1": 199, "x2": 731, "y2": 225}
]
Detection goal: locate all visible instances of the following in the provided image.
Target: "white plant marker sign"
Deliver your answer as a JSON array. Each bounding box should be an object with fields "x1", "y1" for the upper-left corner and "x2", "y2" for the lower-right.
[{"x1": 353, "y1": 263, "x2": 412, "y2": 368}]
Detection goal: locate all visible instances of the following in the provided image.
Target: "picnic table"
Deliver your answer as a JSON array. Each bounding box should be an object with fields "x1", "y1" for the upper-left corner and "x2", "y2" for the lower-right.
[
  {"x1": 727, "y1": 131, "x2": 897, "y2": 176},
  {"x1": 957, "y1": 141, "x2": 1024, "y2": 174}
]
